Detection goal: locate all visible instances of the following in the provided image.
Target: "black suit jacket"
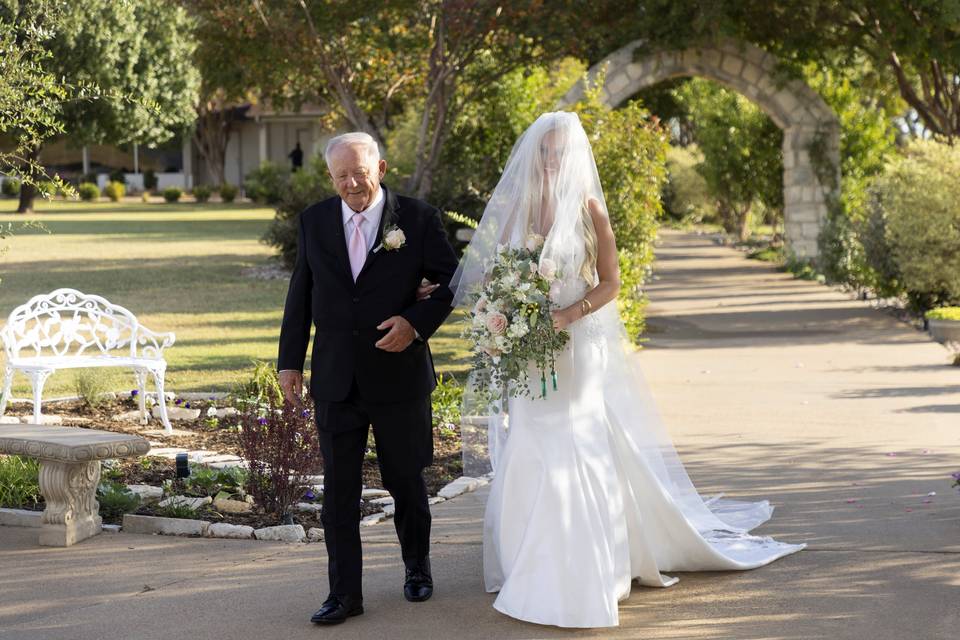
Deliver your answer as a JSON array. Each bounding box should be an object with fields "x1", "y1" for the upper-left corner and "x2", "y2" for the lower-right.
[{"x1": 277, "y1": 185, "x2": 458, "y2": 405}]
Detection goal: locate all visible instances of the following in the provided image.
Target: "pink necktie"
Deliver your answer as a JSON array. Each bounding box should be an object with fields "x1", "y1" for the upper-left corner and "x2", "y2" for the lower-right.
[{"x1": 348, "y1": 212, "x2": 367, "y2": 281}]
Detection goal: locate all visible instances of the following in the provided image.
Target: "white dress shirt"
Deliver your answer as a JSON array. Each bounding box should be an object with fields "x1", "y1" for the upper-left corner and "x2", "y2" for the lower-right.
[{"x1": 341, "y1": 186, "x2": 385, "y2": 252}]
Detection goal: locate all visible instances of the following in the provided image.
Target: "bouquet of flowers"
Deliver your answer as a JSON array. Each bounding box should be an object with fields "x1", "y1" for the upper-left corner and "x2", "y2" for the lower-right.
[{"x1": 463, "y1": 233, "x2": 570, "y2": 405}]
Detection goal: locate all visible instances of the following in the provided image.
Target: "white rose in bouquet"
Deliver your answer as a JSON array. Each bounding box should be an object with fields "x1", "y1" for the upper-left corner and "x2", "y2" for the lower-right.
[
  {"x1": 485, "y1": 311, "x2": 508, "y2": 336},
  {"x1": 538, "y1": 258, "x2": 558, "y2": 281}
]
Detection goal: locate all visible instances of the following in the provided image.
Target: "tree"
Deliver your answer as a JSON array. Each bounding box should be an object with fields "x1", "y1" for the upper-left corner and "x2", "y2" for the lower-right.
[
  {"x1": 200, "y1": 0, "x2": 617, "y2": 198},
  {"x1": 12, "y1": 0, "x2": 199, "y2": 213},
  {"x1": 673, "y1": 79, "x2": 783, "y2": 242}
]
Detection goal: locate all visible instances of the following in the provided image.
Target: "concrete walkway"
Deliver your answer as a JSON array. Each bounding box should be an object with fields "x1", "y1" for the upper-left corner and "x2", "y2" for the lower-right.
[{"x1": 2, "y1": 231, "x2": 958, "y2": 639}]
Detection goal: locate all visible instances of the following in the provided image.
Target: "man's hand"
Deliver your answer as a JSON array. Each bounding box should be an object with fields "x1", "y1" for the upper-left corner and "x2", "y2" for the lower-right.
[
  {"x1": 375, "y1": 316, "x2": 416, "y2": 352},
  {"x1": 279, "y1": 370, "x2": 303, "y2": 405},
  {"x1": 416, "y1": 278, "x2": 440, "y2": 301}
]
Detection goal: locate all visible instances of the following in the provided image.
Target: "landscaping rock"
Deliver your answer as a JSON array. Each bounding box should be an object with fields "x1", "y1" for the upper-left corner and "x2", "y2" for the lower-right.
[
  {"x1": 382, "y1": 503, "x2": 396, "y2": 517},
  {"x1": 360, "y1": 513, "x2": 385, "y2": 527},
  {"x1": 179, "y1": 392, "x2": 228, "y2": 401},
  {"x1": 212, "y1": 497, "x2": 252, "y2": 514},
  {"x1": 101, "y1": 524, "x2": 122, "y2": 533},
  {"x1": 207, "y1": 523, "x2": 254, "y2": 539},
  {"x1": 0, "y1": 416, "x2": 20, "y2": 424},
  {"x1": 126, "y1": 484, "x2": 164, "y2": 504},
  {"x1": 307, "y1": 527, "x2": 324, "y2": 543},
  {"x1": 361, "y1": 488, "x2": 390, "y2": 499},
  {"x1": 296, "y1": 502, "x2": 323, "y2": 514},
  {"x1": 0, "y1": 508, "x2": 42, "y2": 528},
  {"x1": 215, "y1": 407, "x2": 239, "y2": 418},
  {"x1": 254, "y1": 524, "x2": 305, "y2": 542},
  {"x1": 428, "y1": 496, "x2": 446, "y2": 506},
  {"x1": 153, "y1": 405, "x2": 200, "y2": 421},
  {"x1": 21, "y1": 414, "x2": 62, "y2": 425},
  {"x1": 158, "y1": 495, "x2": 212, "y2": 510},
  {"x1": 208, "y1": 459, "x2": 249, "y2": 470},
  {"x1": 113, "y1": 410, "x2": 146, "y2": 422},
  {"x1": 438, "y1": 476, "x2": 481, "y2": 499},
  {"x1": 370, "y1": 496, "x2": 394, "y2": 506},
  {"x1": 122, "y1": 514, "x2": 210, "y2": 537}
]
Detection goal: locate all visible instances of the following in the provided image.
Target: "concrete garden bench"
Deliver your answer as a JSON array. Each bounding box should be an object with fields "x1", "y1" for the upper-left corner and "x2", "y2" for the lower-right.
[
  {"x1": 0, "y1": 288, "x2": 176, "y2": 433},
  {"x1": 0, "y1": 425, "x2": 149, "y2": 546}
]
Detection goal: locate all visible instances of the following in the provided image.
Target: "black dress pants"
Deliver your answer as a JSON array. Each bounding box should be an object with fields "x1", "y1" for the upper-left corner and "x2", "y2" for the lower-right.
[{"x1": 314, "y1": 379, "x2": 433, "y2": 597}]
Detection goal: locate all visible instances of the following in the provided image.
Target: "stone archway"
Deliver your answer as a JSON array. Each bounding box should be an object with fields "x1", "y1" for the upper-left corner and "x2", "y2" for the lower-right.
[{"x1": 562, "y1": 38, "x2": 840, "y2": 259}]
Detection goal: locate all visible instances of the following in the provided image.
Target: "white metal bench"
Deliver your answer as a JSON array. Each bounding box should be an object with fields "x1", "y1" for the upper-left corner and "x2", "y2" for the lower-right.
[{"x1": 0, "y1": 288, "x2": 176, "y2": 433}]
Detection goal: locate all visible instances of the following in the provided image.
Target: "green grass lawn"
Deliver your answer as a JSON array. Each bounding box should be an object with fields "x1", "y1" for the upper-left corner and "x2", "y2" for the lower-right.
[{"x1": 0, "y1": 198, "x2": 469, "y2": 398}]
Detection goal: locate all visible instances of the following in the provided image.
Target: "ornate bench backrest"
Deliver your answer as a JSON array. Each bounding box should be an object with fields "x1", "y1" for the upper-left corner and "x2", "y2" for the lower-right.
[{"x1": 1, "y1": 289, "x2": 140, "y2": 360}]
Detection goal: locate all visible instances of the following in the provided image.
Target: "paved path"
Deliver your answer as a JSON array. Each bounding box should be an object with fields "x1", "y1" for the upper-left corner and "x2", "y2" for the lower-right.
[{"x1": 2, "y1": 231, "x2": 958, "y2": 639}]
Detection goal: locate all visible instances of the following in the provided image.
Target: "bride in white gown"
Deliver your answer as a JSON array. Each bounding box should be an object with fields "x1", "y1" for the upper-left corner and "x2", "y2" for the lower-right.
[{"x1": 450, "y1": 112, "x2": 805, "y2": 629}]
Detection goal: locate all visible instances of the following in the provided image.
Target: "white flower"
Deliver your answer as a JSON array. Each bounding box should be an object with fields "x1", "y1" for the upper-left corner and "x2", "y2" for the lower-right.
[
  {"x1": 383, "y1": 227, "x2": 406, "y2": 250},
  {"x1": 485, "y1": 312, "x2": 508, "y2": 336},
  {"x1": 528, "y1": 261, "x2": 539, "y2": 274},
  {"x1": 525, "y1": 233, "x2": 545, "y2": 251},
  {"x1": 496, "y1": 243, "x2": 508, "y2": 254},
  {"x1": 539, "y1": 258, "x2": 558, "y2": 281},
  {"x1": 206, "y1": 406, "x2": 217, "y2": 417}
]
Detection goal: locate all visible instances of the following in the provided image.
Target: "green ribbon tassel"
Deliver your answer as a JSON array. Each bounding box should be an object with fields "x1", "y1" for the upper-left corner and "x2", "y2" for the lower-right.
[
  {"x1": 551, "y1": 368, "x2": 558, "y2": 391},
  {"x1": 541, "y1": 371, "x2": 547, "y2": 398}
]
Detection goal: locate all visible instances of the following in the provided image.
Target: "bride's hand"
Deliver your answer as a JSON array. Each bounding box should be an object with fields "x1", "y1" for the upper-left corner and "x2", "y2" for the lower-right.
[{"x1": 551, "y1": 308, "x2": 574, "y2": 331}]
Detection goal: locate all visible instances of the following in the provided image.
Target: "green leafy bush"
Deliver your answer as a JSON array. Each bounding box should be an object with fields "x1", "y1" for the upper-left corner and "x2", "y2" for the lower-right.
[
  {"x1": 0, "y1": 455, "x2": 41, "y2": 509},
  {"x1": 184, "y1": 464, "x2": 247, "y2": 498},
  {"x1": 78, "y1": 182, "x2": 100, "y2": 201},
  {"x1": 261, "y1": 156, "x2": 334, "y2": 269},
  {"x1": 104, "y1": 180, "x2": 125, "y2": 202},
  {"x1": 572, "y1": 73, "x2": 669, "y2": 343},
  {"x1": 2, "y1": 178, "x2": 21, "y2": 197},
  {"x1": 869, "y1": 140, "x2": 960, "y2": 311},
  {"x1": 97, "y1": 481, "x2": 141, "y2": 520},
  {"x1": 926, "y1": 307, "x2": 960, "y2": 321},
  {"x1": 662, "y1": 145, "x2": 714, "y2": 224},
  {"x1": 162, "y1": 186, "x2": 182, "y2": 203},
  {"x1": 74, "y1": 369, "x2": 112, "y2": 409},
  {"x1": 192, "y1": 185, "x2": 212, "y2": 203},
  {"x1": 432, "y1": 374, "x2": 463, "y2": 434},
  {"x1": 244, "y1": 161, "x2": 289, "y2": 204},
  {"x1": 218, "y1": 183, "x2": 237, "y2": 203},
  {"x1": 233, "y1": 360, "x2": 284, "y2": 406}
]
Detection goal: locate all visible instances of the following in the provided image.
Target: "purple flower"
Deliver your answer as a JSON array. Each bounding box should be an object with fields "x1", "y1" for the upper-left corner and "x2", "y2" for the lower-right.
[
  {"x1": 257, "y1": 417, "x2": 268, "y2": 425},
  {"x1": 950, "y1": 471, "x2": 960, "y2": 481},
  {"x1": 185, "y1": 402, "x2": 191, "y2": 408},
  {"x1": 175, "y1": 398, "x2": 182, "y2": 405},
  {"x1": 300, "y1": 409, "x2": 310, "y2": 418},
  {"x1": 130, "y1": 389, "x2": 139, "y2": 397},
  {"x1": 304, "y1": 490, "x2": 316, "y2": 501}
]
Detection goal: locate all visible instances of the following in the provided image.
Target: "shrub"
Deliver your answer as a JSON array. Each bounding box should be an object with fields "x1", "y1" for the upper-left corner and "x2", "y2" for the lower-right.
[
  {"x1": 233, "y1": 360, "x2": 284, "y2": 406},
  {"x1": 0, "y1": 455, "x2": 41, "y2": 509},
  {"x1": 78, "y1": 182, "x2": 100, "y2": 201},
  {"x1": 162, "y1": 186, "x2": 182, "y2": 203},
  {"x1": 662, "y1": 145, "x2": 714, "y2": 224},
  {"x1": 261, "y1": 156, "x2": 335, "y2": 269},
  {"x1": 192, "y1": 184, "x2": 212, "y2": 203},
  {"x1": 244, "y1": 161, "x2": 289, "y2": 204},
  {"x1": 108, "y1": 168, "x2": 126, "y2": 185},
  {"x1": 572, "y1": 73, "x2": 669, "y2": 343},
  {"x1": 97, "y1": 481, "x2": 141, "y2": 521},
  {"x1": 36, "y1": 180, "x2": 58, "y2": 197},
  {"x1": 218, "y1": 183, "x2": 237, "y2": 203},
  {"x1": 184, "y1": 464, "x2": 246, "y2": 498},
  {"x1": 926, "y1": 307, "x2": 960, "y2": 322},
  {"x1": 74, "y1": 369, "x2": 112, "y2": 409},
  {"x1": 869, "y1": 140, "x2": 960, "y2": 311},
  {"x1": 432, "y1": 374, "x2": 463, "y2": 434},
  {"x1": 156, "y1": 502, "x2": 199, "y2": 519},
  {"x1": 143, "y1": 169, "x2": 157, "y2": 191},
  {"x1": 104, "y1": 180, "x2": 125, "y2": 202},
  {"x1": 237, "y1": 398, "x2": 321, "y2": 521},
  {"x1": 2, "y1": 178, "x2": 21, "y2": 197}
]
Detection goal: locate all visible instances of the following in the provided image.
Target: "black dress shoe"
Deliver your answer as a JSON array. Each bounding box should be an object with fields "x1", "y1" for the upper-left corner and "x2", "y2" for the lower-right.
[
  {"x1": 404, "y1": 558, "x2": 433, "y2": 602},
  {"x1": 310, "y1": 594, "x2": 364, "y2": 625}
]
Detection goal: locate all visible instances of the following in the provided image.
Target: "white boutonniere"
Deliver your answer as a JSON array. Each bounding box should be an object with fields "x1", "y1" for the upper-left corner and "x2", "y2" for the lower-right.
[{"x1": 375, "y1": 225, "x2": 406, "y2": 252}]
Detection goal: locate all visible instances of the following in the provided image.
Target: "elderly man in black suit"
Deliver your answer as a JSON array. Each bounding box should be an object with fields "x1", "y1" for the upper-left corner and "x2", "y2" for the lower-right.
[{"x1": 277, "y1": 132, "x2": 457, "y2": 625}]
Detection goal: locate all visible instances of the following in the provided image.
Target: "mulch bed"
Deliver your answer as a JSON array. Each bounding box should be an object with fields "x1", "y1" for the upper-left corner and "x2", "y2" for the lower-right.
[{"x1": 5, "y1": 397, "x2": 465, "y2": 530}]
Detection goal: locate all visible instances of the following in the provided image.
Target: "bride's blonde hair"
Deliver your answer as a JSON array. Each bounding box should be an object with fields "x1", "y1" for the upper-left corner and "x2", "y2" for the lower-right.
[{"x1": 579, "y1": 203, "x2": 598, "y2": 284}]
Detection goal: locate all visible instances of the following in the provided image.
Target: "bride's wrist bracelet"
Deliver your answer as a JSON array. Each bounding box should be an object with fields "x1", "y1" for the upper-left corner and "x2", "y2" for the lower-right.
[{"x1": 580, "y1": 298, "x2": 593, "y2": 316}]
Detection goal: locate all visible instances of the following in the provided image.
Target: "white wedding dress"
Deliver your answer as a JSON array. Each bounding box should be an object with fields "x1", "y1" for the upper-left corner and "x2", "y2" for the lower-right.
[{"x1": 481, "y1": 256, "x2": 806, "y2": 628}]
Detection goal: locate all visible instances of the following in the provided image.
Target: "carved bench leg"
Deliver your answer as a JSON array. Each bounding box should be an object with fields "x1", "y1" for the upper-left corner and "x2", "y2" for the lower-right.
[{"x1": 37, "y1": 459, "x2": 102, "y2": 547}]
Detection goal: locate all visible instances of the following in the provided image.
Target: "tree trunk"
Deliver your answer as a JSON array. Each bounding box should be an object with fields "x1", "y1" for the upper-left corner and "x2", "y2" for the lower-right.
[
  {"x1": 193, "y1": 104, "x2": 231, "y2": 186},
  {"x1": 15, "y1": 145, "x2": 40, "y2": 214},
  {"x1": 737, "y1": 203, "x2": 753, "y2": 242}
]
